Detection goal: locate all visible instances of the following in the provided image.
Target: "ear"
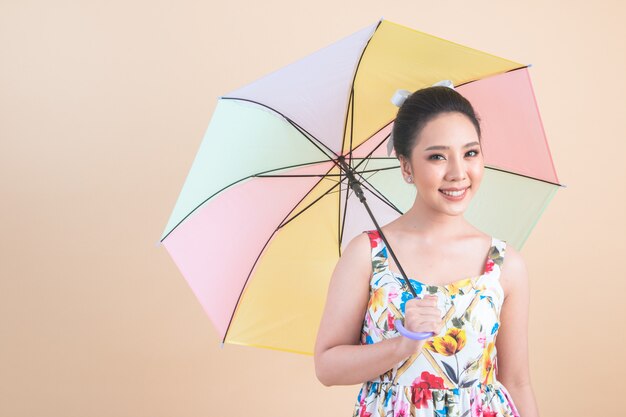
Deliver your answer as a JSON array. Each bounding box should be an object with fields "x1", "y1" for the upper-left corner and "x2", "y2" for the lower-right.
[{"x1": 398, "y1": 155, "x2": 412, "y2": 179}]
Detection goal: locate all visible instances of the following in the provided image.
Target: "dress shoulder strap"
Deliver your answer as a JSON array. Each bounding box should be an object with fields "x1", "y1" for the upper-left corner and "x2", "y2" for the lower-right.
[
  {"x1": 363, "y1": 229, "x2": 382, "y2": 248},
  {"x1": 363, "y1": 229, "x2": 388, "y2": 277},
  {"x1": 488, "y1": 237, "x2": 508, "y2": 280},
  {"x1": 363, "y1": 229, "x2": 378, "y2": 255}
]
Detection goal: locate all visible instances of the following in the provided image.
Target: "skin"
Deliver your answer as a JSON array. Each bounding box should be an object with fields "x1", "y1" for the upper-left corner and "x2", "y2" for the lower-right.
[{"x1": 314, "y1": 111, "x2": 540, "y2": 416}]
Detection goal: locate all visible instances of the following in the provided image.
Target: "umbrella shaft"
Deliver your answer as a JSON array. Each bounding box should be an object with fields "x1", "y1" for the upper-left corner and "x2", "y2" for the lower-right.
[{"x1": 337, "y1": 158, "x2": 418, "y2": 299}]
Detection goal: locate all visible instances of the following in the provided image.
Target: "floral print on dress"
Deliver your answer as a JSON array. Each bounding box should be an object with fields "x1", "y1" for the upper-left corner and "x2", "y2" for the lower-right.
[{"x1": 352, "y1": 230, "x2": 521, "y2": 417}]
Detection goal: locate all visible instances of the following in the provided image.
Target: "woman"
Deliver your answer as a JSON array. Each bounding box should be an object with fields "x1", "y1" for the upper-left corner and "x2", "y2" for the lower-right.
[{"x1": 314, "y1": 85, "x2": 540, "y2": 416}]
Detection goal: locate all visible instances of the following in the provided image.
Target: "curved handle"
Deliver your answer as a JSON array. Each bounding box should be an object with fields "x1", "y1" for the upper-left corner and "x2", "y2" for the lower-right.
[{"x1": 394, "y1": 319, "x2": 435, "y2": 340}]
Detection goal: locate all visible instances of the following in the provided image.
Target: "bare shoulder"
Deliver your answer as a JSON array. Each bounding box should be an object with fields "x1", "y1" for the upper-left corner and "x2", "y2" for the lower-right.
[
  {"x1": 313, "y1": 231, "x2": 373, "y2": 357},
  {"x1": 336, "y1": 231, "x2": 373, "y2": 281},
  {"x1": 500, "y1": 242, "x2": 529, "y2": 299},
  {"x1": 343, "y1": 230, "x2": 373, "y2": 257}
]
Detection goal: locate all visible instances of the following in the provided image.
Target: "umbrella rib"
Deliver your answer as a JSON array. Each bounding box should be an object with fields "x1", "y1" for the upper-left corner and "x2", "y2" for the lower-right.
[
  {"x1": 266, "y1": 162, "x2": 562, "y2": 233},
  {"x1": 257, "y1": 174, "x2": 341, "y2": 180},
  {"x1": 338, "y1": 167, "x2": 403, "y2": 253},
  {"x1": 348, "y1": 87, "x2": 355, "y2": 166},
  {"x1": 351, "y1": 121, "x2": 393, "y2": 161},
  {"x1": 355, "y1": 167, "x2": 403, "y2": 212},
  {"x1": 277, "y1": 178, "x2": 343, "y2": 230},
  {"x1": 339, "y1": 89, "x2": 356, "y2": 250},
  {"x1": 352, "y1": 131, "x2": 393, "y2": 172},
  {"x1": 219, "y1": 97, "x2": 339, "y2": 160},
  {"x1": 160, "y1": 160, "x2": 341, "y2": 242},
  {"x1": 355, "y1": 165, "x2": 399, "y2": 175},
  {"x1": 341, "y1": 19, "x2": 383, "y2": 159},
  {"x1": 271, "y1": 168, "x2": 391, "y2": 257},
  {"x1": 339, "y1": 169, "x2": 350, "y2": 253},
  {"x1": 483, "y1": 165, "x2": 565, "y2": 187},
  {"x1": 338, "y1": 18, "x2": 391, "y2": 248},
  {"x1": 357, "y1": 178, "x2": 403, "y2": 214},
  {"x1": 356, "y1": 162, "x2": 565, "y2": 187},
  {"x1": 356, "y1": 147, "x2": 375, "y2": 175},
  {"x1": 347, "y1": 65, "x2": 534, "y2": 167},
  {"x1": 276, "y1": 161, "x2": 400, "y2": 233},
  {"x1": 341, "y1": 167, "x2": 393, "y2": 200},
  {"x1": 254, "y1": 159, "x2": 340, "y2": 176},
  {"x1": 221, "y1": 163, "x2": 338, "y2": 345},
  {"x1": 353, "y1": 152, "x2": 564, "y2": 188}
]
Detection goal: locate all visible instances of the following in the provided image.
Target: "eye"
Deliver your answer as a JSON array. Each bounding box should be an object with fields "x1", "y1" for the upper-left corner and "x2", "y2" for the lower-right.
[{"x1": 428, "y1": 150, "x2": 480, "y2": 160}]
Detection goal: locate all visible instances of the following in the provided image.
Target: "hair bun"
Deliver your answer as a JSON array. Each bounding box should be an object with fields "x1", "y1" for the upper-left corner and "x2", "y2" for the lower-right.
[{"x1": 387, "y1": 80, "x2": 457, "y2": 157}]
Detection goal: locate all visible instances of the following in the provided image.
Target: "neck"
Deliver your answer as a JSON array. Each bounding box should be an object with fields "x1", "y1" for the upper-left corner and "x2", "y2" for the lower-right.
[{"x1": 400, "y1": 196, "x2": 469, "y2": 241}]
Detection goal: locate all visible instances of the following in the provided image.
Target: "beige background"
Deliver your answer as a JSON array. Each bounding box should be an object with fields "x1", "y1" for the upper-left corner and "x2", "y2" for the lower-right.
[{"x1": 1, "y1": 1, "x2": 624, "y2": 416}]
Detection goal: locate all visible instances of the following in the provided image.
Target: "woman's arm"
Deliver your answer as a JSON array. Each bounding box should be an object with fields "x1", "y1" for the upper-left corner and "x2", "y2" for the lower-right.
[
  {"x1": 496, "y1": 244, "x2": 541, "y2": 417},
  {"x1": 314, "y1": 232, "x2": 417, "y2": 386}
]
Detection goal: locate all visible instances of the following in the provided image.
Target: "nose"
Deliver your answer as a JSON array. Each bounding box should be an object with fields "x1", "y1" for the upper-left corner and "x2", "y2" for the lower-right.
[{"x1": 445, "y1": 154, "x2": 467, "y2": 181}]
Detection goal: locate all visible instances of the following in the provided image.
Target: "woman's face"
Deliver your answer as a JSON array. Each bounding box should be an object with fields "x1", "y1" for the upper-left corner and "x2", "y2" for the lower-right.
[{"x1": 399, "y1": 111, "x2": 484, "y2": 216}]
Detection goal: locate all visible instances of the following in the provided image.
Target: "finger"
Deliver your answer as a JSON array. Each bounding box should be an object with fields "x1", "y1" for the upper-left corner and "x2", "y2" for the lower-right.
[
  {"x1": 421, "y1": 295, "x2": 439, "y2": 306},
  {"x1": 406, "y1": 302, "x2": 441, "y2": 313},
  {"x1": 406, "y1": 319, "x2": 444, "y2": 334},
  {"x1": 435, "y1": 319, "x2": 445, "y2": 334},
  {"x1": 406, "y1": 312, "x2": 443, "y2": 325},
  {"x1": 407, "y1": 303, "x2": 442, "y2": 315},
  {"x1": 406, "y1": 296, "x2": 438, "y2": 307}
]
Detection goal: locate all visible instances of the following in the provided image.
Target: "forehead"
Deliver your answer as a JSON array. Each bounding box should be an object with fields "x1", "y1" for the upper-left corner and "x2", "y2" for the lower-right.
[{"x1": 414, "y1": 112, "x2": 478, "y2": 148}]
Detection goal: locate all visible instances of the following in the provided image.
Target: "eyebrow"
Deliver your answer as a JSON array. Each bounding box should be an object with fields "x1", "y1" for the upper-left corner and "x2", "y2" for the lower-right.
[{"x1": 424, "y1": 141, "x2": 480, "y2": 151}]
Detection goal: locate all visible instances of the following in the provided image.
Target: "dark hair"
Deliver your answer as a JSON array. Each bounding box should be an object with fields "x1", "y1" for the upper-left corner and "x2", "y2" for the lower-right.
[{"x1": 391, "y1": 86, "x2": 482, "y2": 159}]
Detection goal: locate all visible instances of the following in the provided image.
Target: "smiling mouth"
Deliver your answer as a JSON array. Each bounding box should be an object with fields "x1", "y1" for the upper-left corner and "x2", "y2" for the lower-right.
[{"x1": 439, "y1": 187, "x2": 469, "y2": 197}]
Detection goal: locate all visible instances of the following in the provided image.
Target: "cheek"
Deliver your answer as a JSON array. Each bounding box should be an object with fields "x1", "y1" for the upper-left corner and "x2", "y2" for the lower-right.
[
  {"x1": 414, "y1": 168, "x2": 440, "y2": 187},
  {"x1": 467, "y1": 168, "x2": 484, "y2": 190},
  {"x1": 469, "y1": 164, "x2": 484, "y2": 181}
]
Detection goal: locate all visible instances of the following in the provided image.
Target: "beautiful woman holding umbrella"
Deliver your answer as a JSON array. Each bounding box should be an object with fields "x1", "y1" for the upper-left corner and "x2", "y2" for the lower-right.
[{"x1": 314, "y1": 85, "x2": 540, "y2": 417}]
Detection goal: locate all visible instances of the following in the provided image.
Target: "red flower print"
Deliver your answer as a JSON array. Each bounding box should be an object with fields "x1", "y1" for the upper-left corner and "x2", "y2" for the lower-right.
[
  {"x1": 482, "y1": 407, "x2": 497, "y2": 417},
  {"x1": 423, "y1": 371, "x2": 445, "y2": 388},
  {"x1": 410, "y1": 371, "x2": 445, "y2": 409},
  {"x1": 359, "y1": 395, "x2": 372, "y2": 417},
  {"x1": 470, "y1": 388, "x2": 483, "y2": 417},
  {"x1": 369, "y1": 230, "x2": 380, "y2": 248},
  {"x1": 393, "y1": 395, "x2": 408, "y2": 417},
  {"x1": 387, "y1": 311, "x2": 395, "y2": 331},
  {"x1": 484, "y1": 259, "x2": 495, "y2": 274},
  {"x1": 359, "y1": 404, "x2": 372, "y2": 417}
]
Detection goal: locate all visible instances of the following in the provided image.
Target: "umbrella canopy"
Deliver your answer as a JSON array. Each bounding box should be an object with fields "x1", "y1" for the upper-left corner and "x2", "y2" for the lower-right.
[{"x1": 159, "y1": 18, "x2": 563, "y2": 355}]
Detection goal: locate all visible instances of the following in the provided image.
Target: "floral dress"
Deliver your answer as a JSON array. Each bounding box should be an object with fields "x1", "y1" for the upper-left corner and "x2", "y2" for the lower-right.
[{"x1": 353, "y1": 230, "x2": 521, "y2": 417}]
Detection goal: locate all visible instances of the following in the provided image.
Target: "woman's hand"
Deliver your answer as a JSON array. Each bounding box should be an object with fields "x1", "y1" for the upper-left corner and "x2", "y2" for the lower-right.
[{"x1": 396, "y1": 294, "x2": 444, "y2": 357}]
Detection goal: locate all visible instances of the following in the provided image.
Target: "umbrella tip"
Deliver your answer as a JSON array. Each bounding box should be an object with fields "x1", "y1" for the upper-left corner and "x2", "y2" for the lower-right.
[
  {"x1": 155, "y1": 239, "x2": 161, "y2": 247},
  {"x1": 220, "y1": 342, "x2": 225, "y2": 349},
  {"x1": 528, "y1": 63, "x2": 533, "y2": 68}
]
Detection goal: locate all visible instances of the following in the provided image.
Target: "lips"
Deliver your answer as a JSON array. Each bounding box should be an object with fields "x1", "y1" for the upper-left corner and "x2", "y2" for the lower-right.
[
  {"x1": 439, "y1": 187, "x2": 468, "y2": 200},
  {"x1": 439, "y1": 186, "x2": 469, "y2": 192}
]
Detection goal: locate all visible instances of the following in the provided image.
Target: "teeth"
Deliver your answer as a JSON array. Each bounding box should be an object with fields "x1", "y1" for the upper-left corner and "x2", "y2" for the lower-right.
[{"x1": 440, "y1": 188, "x2": 466, "y2": 196}]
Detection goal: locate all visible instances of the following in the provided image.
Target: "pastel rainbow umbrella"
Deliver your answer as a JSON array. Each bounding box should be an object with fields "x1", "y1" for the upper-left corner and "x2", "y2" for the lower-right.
[{"x1": 158, "y1": 18, "x2": 564, "y2": 355}]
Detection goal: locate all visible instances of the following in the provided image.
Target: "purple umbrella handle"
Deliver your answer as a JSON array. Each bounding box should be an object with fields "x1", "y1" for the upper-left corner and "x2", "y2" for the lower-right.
[{"x1": 394, "y1": 319, "x2": 435, "y2": 340}]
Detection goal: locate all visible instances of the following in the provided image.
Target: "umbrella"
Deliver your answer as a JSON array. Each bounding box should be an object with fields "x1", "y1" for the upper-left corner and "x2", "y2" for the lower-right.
[{"x1": 158, "y1": 18, "x2": 564, "y2": 355}]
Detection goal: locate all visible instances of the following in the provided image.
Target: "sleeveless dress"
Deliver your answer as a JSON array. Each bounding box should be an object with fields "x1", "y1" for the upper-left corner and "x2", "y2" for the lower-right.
[{"x1": 353, "y1": 230, "x2": 521, "y2": 417}]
